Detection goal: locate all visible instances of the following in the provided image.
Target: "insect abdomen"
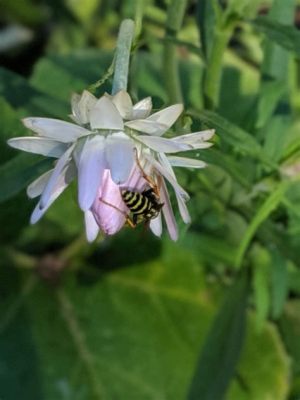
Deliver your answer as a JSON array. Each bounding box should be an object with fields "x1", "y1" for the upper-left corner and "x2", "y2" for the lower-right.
[{"x1": 121, "y1": 190, "x2": 150, "y2": 215}]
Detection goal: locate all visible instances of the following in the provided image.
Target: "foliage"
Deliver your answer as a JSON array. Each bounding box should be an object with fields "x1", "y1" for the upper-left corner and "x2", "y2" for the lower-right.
[{"x1": 1, "y1": 0, "x2": 300, "y2": 399}]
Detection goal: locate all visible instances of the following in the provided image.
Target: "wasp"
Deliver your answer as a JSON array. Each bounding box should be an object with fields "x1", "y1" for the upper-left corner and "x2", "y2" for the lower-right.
[{"x1": 100, "y1": 149, "x2": 164, "y2": 228}]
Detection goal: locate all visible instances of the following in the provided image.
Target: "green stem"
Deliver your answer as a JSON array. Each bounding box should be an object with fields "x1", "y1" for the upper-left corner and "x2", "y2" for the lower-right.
[
  {"x1": 203, "y1": 27, "x2": 232, "y2": 110},
  {"x1": 112, "y1": 19, "x2": 135, "y2": 95},
  {"x1": 163, "y1": 0, "x2": 187, "y2": 104}
]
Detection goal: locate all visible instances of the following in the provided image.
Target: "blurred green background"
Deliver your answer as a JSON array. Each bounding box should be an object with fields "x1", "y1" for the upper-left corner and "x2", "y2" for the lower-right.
[{"x1": 1, "y1": 0, "x2": 300, "y2": 399}]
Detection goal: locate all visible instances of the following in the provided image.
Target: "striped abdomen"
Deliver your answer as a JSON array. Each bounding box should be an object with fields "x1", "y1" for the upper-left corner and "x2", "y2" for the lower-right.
[{"x1": 121, "y1": 189, "x2": 163, "y2": 224}]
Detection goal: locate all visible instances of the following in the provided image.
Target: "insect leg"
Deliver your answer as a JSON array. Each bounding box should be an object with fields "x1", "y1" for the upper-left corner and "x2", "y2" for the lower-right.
[
  {"x1": 99, "y1": 198, "x2": 137, "y2": 228},
  {"x1": 134, "y1": 148, "x2": 159, "y2": 196}
]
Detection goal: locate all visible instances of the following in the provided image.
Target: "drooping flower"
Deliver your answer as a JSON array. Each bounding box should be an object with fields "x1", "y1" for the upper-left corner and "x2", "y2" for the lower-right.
[{"x1": 7, "y1": 90, "x2": 214, "y2": 241}]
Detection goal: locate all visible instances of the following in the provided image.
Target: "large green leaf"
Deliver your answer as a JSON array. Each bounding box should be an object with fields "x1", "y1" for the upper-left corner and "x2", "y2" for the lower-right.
[
  {"x1": 0, "y1": 241, "x2": 289, "y2": 399},
  {"x1": 188, "y1": 272, "x2": 249, "y2": 400}
]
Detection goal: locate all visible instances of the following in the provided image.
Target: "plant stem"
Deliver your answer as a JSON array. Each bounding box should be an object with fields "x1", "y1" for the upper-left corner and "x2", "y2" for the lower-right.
[
  {"x1": 203, "y1": 27, "x2": 232, "y2": 110},
  {"x1": 112, "y1": 19, "x2": 135, "y2": 95},
  {"x1": 163, "y1": 0, "x2": 187, "y2": 104}
]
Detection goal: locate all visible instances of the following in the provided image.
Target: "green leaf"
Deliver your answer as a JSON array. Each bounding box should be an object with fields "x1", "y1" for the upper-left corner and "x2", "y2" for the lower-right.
[
  {"x1": 235, "y1": 182, "x2": 289, "y2": 268},
  {"x1": 228, "y1": 316, "x2": 290, "y2": 399},
  {"x1": 0, "y1": 154, "x2": 53, "y2": 203},
  {"x1": 253, "y1": 16, "x2": 300, "y2": 57},
  {"x1": 188, "y1": 272, "x2": 249, "y2": 400},
  {"x1": 196, "y1": 148, "x2": 251, "y2": 188},
  {"x1": 0, "y1": 240, "x2": 291, "y2": 399},
  {"x1": 250, "y1": 245, "x2": 271, "y2": 331},
  {"x1": 196, "y1": 0, "x2": 219, "y2": 60},
  {"x1": 0, "y1": 67, "x2": 68, "y2": 118},
  {"x1": 270, "y1": 250, "x2": 288, "y2": 319},
  {"x1": 190, "y1": 110, "x2": 276, "y2": 169}
]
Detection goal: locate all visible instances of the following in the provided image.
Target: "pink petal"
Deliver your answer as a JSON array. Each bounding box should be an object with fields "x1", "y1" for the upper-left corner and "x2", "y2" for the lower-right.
[{"x1": 92, "y1": 170, "x2": 127, "y2": 235}]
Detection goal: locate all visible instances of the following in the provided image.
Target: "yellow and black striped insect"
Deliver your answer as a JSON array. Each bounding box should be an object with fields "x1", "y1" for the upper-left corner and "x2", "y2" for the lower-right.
[
  {"x1": 121, "y1": 187, "x2": 163, "y2": 227},
  {"x1": 99, "y1": 149, "x2": 164, "y2": 228}
]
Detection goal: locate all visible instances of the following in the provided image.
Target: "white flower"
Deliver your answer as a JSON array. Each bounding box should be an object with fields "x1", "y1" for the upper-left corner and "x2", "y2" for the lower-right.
[{"x1": 7, "y1": 90, "x2": 214, "y2": 241}]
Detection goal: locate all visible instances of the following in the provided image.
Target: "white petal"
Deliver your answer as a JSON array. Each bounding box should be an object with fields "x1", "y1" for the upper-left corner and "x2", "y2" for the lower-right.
[
  {"x1": 132, "y1": 97, "x2": 152, "y2": 119},
  {"x1": 111, "y1": 90, "x2": 133, "y2": 119},
  {"x1": 160, "y1": 178, "x2": 178, "y2": 241},
  {"x1": 27, "y1": 169, "x2": 53, "y2": 198},
  {"x1": 39, "y1": 144, "x2": 75, "y2": 209},
  {"x1": 144, "y1": 153, "x2": 189, "y2": 202},
  {"x1": 30, "y1": 163, "x2": 75, "y2": 223},
  {"x1": 7, "y1": 137, "x2": 68, "y2": 158},
  {"x1": 135, "y1": 135, "x2": 191, "y2": 153},
  {"x1": 106, "y1": 132, "x2": 134, "y2": 184},
  {"x1": 148, "y1": 104, "x2": 183, "y2": 124},
  {"x1": 177, "y1": 195, "x2": 191, "y2": 224},
  {"x1": 89, "y1": 96, "x2": 124, "y2": 130},
  {"x1": 84, "y1": 210, "x2": 100, "y2": 242},
  {"x1": 125, "y1": 119, "x2": 168, "y2": 136},
  {"x1": 158, "y1": 153, "x2": 191, "y2": 224},
  {"x1": 22, "y1": 118, "x2": 90, "y2": 143},
  {"x1": 167, "y1": 156, "x2": 207, "y2": 168},
  {"x1": 149, "y1": 213, "x2": 162, "y2": 237},
  {"x1": 72, "y1": 90, "x2": 97, "y2": 125},
  {"x1": 172, "y1": 129, "x2": 214, "y2": 149},
  {"x1": 76, "y1": 135, "x2": 106, "y2": 211}
]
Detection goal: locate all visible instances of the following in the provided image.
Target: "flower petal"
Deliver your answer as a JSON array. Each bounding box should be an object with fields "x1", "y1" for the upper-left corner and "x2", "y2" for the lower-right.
[
  {"x1": 39, "y1": 144, "x2": 75, "y2": 209},
  {"x1": 148, "y1": 104, "x2": 183, "y2": 125},
  {"x1": 176, "y1": 195, "x2": 191, "y2": 224},
  {"x1": 111, "y1": 90, "x2": 133, "y2": 119},
  {"x1": 30, "y1": 163, "x2": 75, "y2": 223},
  {"x1": 171, "y1": 129, "x2": 214, "y2": 149},
  {"x1": 160, "y1": 178, "x2": 178, "y2": 241},
  {"x1": 75, "y1": 135, "x2": 106, "y2": 211},
  {"x1": 84, "y1": 210, "x2": 100, "y2": 242},
  {"x1": 135, "y1": 135, "x2": 191, "y2": 153},
  {"x1": 22, "y1": 118, "x2": 90, "y2": 142},
  {"x1": 92, "y1": 169, "x2": 127, "y2": 235},
  {"x1": 167, "y1": 156, "x2": 207, "y2": 168},
  {"x1": 89, "y1": 96, "x2": 124, "y2": 130},
  {"x1": 125, "y1": 119, "x2": 167, "y2": 136},
  {"x1": 143, "y1": 153, "x2": 190, "y2": 202},
  {"x1": 126, "y1": 103, "x2": 182, "y2": 136},
  {"x1": 106, "y1": 132, "x2": 134, "y2": 184},
  {"x1": 158, "y1": 153, "x2": 191, "y2": 224},
  {"x1": 132, "y1": 97, "x2": 152, "y2": 119},
  {"x1": 149, "y1": 213, "x2": 162, "y2": 237},
  {"x1": 7, "y1": 137, "x2": 68, "y2": 158},
  {"x1": 27, "y1": 169, "x2": 53, "y2": 198},
  {"x1": 71, "y1": 90, "x2": 97, "y2": 125}
]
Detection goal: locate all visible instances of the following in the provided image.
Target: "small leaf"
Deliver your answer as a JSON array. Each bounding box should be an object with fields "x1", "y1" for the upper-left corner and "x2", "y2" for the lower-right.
[
  {"x1": 253, "y1": 16, "x2": 300, "y2": 56},
  {"x1": 251, "y1": 245, "x2": 271, "y2": 331},
  {"x1": 190, "y1": 110, "x2": 276, "y2": 169},
  {"x1": 271, "y1": 250, "x2": 288, "y2": 319},
  {"x1": 188, "y1": 272, "x2": 249, "y2": 400},
  {"x1": 235, "y1": 182, "x2": 289, "y2": 268}
]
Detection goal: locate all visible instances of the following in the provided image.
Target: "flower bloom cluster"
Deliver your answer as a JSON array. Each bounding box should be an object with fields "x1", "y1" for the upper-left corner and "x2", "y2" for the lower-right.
[{"x1": 8, "y1": 90, "x2": 214, "y2": 241}]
